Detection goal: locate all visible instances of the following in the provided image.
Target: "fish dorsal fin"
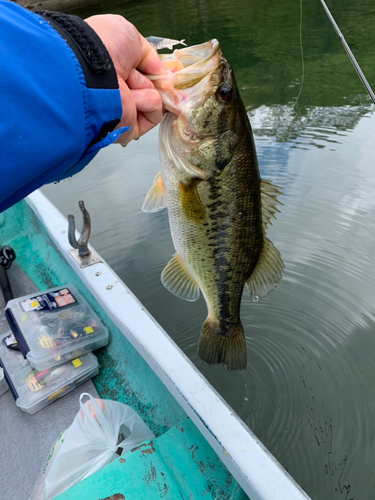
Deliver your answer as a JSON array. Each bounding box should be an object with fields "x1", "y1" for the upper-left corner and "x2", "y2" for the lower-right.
[
  {"x1": 161, "y1": 253, "x2": 200, "y2": 301},
  {"x1": 142, "y1": 172, "x2": 167, "y2": 213},
  {"x1": 246, "y1": 236, "x2": 284, "y2": 299},
  {"x1": 261, "y1": 179, "x2": 283, "y2": 232}
]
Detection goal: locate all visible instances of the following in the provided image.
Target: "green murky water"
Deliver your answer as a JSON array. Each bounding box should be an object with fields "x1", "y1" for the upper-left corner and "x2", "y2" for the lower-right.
[{"x1": 42, "y1": 1, "x2": 375, "y2": 498}]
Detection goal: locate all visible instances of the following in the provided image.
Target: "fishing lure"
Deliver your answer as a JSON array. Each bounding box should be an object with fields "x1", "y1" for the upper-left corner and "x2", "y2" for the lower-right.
[{"x1": 146, "y1": 36, "x2": 186, "y2": 51}]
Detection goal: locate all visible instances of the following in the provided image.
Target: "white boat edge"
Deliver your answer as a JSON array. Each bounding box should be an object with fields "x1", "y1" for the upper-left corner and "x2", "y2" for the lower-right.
[{"x1": 26, "y1": 189, "x2": 311, "y2": 500}]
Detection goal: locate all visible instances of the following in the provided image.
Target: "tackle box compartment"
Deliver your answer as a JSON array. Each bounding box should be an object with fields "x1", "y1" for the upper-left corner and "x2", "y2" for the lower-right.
[
  {"x1": 0, "y1": 332, "x2": 99, "y2": 414},
  {"x1": 5, "y1": 284, "x2": 108, "y2": 371}
]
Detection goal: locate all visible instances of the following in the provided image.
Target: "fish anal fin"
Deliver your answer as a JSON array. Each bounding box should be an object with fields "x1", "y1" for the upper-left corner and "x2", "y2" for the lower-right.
[
  {"x1": 142, "y1": 172, "x2": 167, "y2": 213},
  {"x1": 261, "y1": 179, "x2": 283, "y2": 232},
  {"x1": 246, "y1": 236, "x2": 284, "y2": 299},
  {"x1": 179, "y1": 179, "x2": 205, "y2": 223},
  {"x1": 161, "y1": 253, "x2": 200, "y2": 301}
]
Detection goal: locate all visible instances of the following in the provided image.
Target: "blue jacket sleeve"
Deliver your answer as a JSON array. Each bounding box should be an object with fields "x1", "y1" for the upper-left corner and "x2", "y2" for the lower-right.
[{"x1": 0, "y1": 1, "x2": 128, "y2": 213}]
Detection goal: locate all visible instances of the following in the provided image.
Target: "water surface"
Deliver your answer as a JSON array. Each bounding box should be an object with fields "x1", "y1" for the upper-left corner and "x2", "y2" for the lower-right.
[{"x1": 42, "y1": 1, "x2": 375, "y2": 498}]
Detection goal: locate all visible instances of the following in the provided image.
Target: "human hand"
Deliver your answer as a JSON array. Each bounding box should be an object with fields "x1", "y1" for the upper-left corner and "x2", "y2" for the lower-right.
[{"x1": 84, "y1": 14, "x2": 166, "y2": 146}]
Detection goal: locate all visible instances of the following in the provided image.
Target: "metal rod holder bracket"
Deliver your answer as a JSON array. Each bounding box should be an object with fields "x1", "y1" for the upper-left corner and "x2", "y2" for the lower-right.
[{"x1": 68, "y1": 201, "x2": 91, "y2": 257}]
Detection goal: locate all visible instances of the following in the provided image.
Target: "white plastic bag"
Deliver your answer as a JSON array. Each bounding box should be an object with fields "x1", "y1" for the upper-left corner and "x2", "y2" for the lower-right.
[
  {"x1": 30, "y1": 428, "x2": 69, "y2": 500},
  {"x1": 31, "y1": 393, "x2": 155, "y2": 500}
]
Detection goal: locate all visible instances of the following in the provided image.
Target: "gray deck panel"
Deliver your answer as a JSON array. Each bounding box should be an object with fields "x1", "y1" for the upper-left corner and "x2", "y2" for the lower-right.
[
  {"x1": 0, "y1": 264, "x2": 99, "y2": 500},
  {"x1": 0, "y1": 263, "x2": 37, "y2": 336}
]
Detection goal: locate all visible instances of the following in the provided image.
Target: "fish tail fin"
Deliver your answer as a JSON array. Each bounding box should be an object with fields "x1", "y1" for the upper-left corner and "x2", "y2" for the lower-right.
[{"x1": 198, "y1": 320, "x2": 247, "y2": 371}]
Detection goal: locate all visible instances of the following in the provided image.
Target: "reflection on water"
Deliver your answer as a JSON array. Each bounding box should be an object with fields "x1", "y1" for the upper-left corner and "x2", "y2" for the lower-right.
[
  {"x1": 249, "y1": 104, "x2": 372, "y2": 147},
  {"x1": 41, "y1": 0, "x2": 375, "y2": 498}
]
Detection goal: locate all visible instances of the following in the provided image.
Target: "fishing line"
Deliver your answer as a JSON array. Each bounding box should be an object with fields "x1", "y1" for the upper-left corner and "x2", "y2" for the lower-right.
[{"x1": 292, "y1": 0, "x2": 304, "y2": 108}]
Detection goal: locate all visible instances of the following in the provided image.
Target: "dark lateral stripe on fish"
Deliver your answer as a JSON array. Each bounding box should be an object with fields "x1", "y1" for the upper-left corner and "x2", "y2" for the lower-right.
[{"x1": 205, "y1": 176, "x2": 240, "y2": 334}]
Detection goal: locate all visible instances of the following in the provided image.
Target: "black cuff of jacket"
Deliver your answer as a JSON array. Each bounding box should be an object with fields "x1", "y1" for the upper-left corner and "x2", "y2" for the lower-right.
[
  {"x1": 35, "y1": 11, "x2": 121, "y2": 146},
  {"x1": 36, "y1": 11, "x2": 118, "y2": 90}
]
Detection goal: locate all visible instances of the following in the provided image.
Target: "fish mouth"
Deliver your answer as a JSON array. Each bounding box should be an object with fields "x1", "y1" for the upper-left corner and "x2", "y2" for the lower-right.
[
  {"x1": 159, "y1": 39, "x2": 220, "y2": 89},
  {"x1": 155, "y1": 40, "x2": 227, "y2": 181},
  {"x1": 150, "y1": 39, "x2": 222, "y2": 114}
]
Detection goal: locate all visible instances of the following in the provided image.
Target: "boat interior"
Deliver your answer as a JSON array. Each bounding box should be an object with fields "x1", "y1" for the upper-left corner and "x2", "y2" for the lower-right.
[{"x1": 0, "y1": 193, "x2": 309, "y2": 499}]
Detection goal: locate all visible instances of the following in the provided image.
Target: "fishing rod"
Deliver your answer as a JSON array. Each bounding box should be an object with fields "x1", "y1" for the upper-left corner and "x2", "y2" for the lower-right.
[{"x1": 320, "y1": 0, "x2": 375, "y2": 105}]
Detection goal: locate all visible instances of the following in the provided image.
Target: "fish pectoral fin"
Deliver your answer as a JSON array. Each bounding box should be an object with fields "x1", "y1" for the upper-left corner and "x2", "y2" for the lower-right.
[
  {"x1": 246, "y1": 236, "x2": 284, "y2": 299},
  {"x1": 161, "y1": 253, "x2": 200, "y2": 301},
  {"x1": 260, "y1": 179, "x2": 283, "y2": 232},
  {"x1": 179, "y1": 179, "x2": 205, "y2": 223},
  {"x1": 142, "y1": 172, "x2": 167, "y2": 212}
]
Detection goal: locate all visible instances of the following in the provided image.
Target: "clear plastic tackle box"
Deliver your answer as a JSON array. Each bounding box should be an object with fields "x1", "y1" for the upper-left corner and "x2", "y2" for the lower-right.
[
  {"x1": 5, "y1": 284, "x2": 109, "y2": 371},
  {"x1": 0, "y1": 367, "x2": 9, "y2": 396},
  {"x1": 0, "y1": 332, "x2": 99, "y2": 414}
]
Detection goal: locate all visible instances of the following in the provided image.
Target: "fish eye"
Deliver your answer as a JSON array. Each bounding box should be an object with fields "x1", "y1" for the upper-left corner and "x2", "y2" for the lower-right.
[{"x1": 217, "y1": 83, "x2": 233, "y2": 102}]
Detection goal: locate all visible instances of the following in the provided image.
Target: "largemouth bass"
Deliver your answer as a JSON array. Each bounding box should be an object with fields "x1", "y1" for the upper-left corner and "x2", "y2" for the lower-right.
[{"x1": 143, "y1": 40, "x2": 284, "y2": 370}]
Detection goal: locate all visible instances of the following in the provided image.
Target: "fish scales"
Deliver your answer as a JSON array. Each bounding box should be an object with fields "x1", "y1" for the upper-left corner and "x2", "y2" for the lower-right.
[{"x1": 143, "y1": 40, "x2": 284, "y2": 370}]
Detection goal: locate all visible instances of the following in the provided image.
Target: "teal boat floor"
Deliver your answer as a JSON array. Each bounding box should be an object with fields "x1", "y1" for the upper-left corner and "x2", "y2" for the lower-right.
[
  {"x1": 0, "y1": 264, "x2": 99, "y2": 500},
  {"x1": 0, "y1": 201, "x2": 248, "y2": 500},
  {"x1": 55, "y1": 417, "x2": 247, "y2": 500}
]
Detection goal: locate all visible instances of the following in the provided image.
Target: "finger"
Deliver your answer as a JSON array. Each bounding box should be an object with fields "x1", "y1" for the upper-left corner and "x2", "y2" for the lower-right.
[
  {"x1": 117, "y1": 78, "x2": 137, "y2": 130},
  {"x1": 132, "y1": 89, "x2": 163, "y2": 125},
  {"x1": 137, "y1": 37, "x2": 167, "y2": 76},
  {"x1": 126, "y1": 69, "x2": 155, "y2": 90},
  {"x1": 114, "y1": 127, "x2": 134, "y2": 147},
  {"x1": 136, "y1": 111, "x2": 159, "y2": 138}
]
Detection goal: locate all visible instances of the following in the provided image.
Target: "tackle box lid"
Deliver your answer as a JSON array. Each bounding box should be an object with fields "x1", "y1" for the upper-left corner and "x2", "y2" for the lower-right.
[
  {"x1": 0, "y1": 332, "x2": 99, "y2": 414},
  {"x1": 5, "y1": 284, "x2": 109, "y2": 371}
]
